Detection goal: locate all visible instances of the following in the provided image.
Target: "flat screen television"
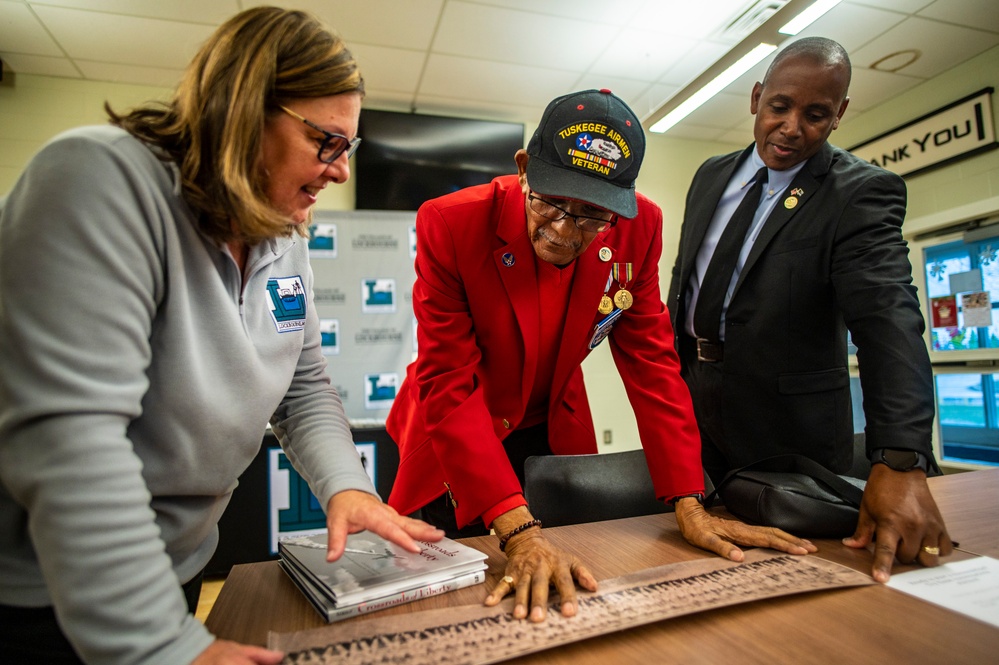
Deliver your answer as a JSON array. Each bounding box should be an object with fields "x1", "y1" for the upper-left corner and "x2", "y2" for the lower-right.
[{"x1": 355, "y1": 109, "x2": 525, "y2": 211}]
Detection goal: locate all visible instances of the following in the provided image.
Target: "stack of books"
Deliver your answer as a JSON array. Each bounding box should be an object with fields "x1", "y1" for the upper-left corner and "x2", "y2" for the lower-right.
[{"x1": 278, "y1": 531, "x2": 488, "y2": 623}]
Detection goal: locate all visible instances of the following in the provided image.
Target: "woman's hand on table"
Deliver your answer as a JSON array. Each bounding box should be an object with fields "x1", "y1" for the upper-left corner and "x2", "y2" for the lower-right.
[
  {"x1": 674, "y1": 497, "x2": 817, "y2": 561},
  {"x1": 484, "y1": 508, "x2": 597, "y2": 622},
  {"x1": 324, "y1": 489, "x2": 444, "y2": 562},
  {"x1": 192, "y1": 640, "x2": 284, "y2": 664}
]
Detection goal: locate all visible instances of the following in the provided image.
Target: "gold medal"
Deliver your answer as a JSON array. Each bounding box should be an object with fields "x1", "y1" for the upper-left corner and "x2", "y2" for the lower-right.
[
  {"x1": 598, "y1": 295, "x2": 614, "y2": 314},
  {"x1": 613, "y1": 289, "x2": 633, "y2": 310}
]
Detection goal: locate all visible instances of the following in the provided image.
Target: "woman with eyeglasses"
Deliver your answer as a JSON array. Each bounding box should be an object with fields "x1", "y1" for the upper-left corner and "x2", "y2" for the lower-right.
[{"x1": 0, "y1": 7, "x2": 442, "y2": 664}]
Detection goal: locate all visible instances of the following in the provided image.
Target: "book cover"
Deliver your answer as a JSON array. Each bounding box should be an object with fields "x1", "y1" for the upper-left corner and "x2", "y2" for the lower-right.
[
  {"x1": 279, "y1": 560, "x2": 486, "y2": 623},
  {"x1": 278, "y1": 531, "x2": 488, "y2": 606}
]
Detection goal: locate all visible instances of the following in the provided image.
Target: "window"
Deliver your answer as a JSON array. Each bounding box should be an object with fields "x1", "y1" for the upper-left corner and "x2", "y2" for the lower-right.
[
  {"x1": 911, "y1": 229, "x2": 999, "y2": 468},
  {"x1": 935, "y1": 372, "x2": 999, "y2": 465},
  {"x1": 924, "y1": 236, "x2": 999, "y2": 351}
]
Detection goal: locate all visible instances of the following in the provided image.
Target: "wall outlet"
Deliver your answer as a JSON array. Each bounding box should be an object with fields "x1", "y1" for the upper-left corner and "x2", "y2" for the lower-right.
[{"x1": 602, "y1": 429, "x2": 612, "y2": 445}]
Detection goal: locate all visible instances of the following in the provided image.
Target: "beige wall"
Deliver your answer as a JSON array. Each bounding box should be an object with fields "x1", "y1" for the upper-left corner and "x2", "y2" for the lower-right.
[
  {"x1": 0, "y1": 74, "x2": 168, "y2": 196},
  {"x1": 3, "y1": 43, "x2": 999, "y2": 452}
]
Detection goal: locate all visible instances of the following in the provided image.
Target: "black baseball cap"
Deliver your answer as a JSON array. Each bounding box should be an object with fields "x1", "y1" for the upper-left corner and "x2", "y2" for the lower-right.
[{"x1": 525, "y1": 89, "x2": 645, "y2": 219}]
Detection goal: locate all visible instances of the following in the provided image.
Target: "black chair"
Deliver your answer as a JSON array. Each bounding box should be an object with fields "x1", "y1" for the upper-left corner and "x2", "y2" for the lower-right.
[
  {"x1": 847, "y1": 432, "x2": 872, "y2": 480},
  {"x1": 523, "y1": 450, "x2": 672, "y2": 527}
]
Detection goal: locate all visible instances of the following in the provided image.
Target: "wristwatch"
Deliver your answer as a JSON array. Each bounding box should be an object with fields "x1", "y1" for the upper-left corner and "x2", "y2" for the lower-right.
[
  {"x1": 668, "y1": 493, "x2": 704, "y2": 506},
  {"x1": 871, "y1": 448, "x2": 930, "y2": 473}
]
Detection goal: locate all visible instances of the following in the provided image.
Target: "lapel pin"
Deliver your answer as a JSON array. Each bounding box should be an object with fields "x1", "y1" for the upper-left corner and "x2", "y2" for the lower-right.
[
  {"x1": 791, "y1": 187, "x2": 804, "y2": 196},
  {"x1": 784, "y1": 196, "x2": 798, "y2": 209},
  {"x1": 598, "y1": 247, "x2": 612, "y2": 262},
  {"x1": 501, "y1": 252, "x2": 515, "y2": 267}
]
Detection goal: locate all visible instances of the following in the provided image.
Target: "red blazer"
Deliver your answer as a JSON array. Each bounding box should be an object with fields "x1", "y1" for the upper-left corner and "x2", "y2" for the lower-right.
[{"x1": 386, "y1": 175, "x2": 703, "y2": 526}]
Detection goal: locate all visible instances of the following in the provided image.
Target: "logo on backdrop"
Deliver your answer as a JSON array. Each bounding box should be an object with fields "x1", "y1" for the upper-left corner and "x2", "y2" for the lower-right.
[
  {"x1": 364, "y1": 372, "x2": 399, "y2": 410},
  {"x1": 266, "y1": 276, "x2": 307, "y2": 333},
  {"x1": 308, "y1": 222, "x2": 337, "y2": 258},
  {"x1": 361, "y1": 278, "x2": 397, "y2": 314},
  {"x1": 320, "y1": 318, "x2": 340, "y2": 355}
]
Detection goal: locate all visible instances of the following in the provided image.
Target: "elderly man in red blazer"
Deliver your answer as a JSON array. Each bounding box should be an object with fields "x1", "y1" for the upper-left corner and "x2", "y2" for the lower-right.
[{"x1": 387, "y1": 89, "x2": 814, "y2": 623}]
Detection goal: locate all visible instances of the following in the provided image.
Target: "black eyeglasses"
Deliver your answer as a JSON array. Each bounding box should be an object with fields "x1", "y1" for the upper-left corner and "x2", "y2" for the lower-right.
[
  {"x1": 528, "y1": 194, "x2": 617, "y2": 233},
  {"x1": 278, "y1": 105, "x2": 362, "y2": 164}
]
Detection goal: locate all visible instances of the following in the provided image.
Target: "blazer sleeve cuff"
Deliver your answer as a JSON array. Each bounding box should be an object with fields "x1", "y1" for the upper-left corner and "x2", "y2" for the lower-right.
[{"x1": 481, "y1": 494, "x2": 527, "y2": 530}]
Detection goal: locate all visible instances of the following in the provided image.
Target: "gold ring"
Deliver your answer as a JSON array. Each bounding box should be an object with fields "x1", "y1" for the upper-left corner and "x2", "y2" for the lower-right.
[
  {"x1": 501, "y1": 575, "x2": 515, "y2": 586},
  {"x1": 922, "y1": 545, "x2": 940, "y2": 556}
]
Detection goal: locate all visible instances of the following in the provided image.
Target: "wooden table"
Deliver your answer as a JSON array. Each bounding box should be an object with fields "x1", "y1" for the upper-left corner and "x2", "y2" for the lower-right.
[{"x1": 206, "y1": 468, "x2": 999, "y2": 664}]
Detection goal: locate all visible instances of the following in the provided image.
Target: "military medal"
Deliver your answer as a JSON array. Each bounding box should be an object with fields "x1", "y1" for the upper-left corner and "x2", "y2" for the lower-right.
[
  {"x1": 598, "y1": 272, "x2": 614, "y2": 314},
  {"x1": 611, "y1": 262, "x2": 634, "y2": 310},
  {"x1": 613, "y1": 289, "x2": 633, "y2": 310}
]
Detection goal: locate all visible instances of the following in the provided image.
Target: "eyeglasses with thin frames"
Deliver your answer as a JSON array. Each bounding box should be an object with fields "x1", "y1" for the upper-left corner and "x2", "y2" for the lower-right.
[
  {"x1": 527, "y1": 193, "x2": 617, "y2": 233},
  {"x1": 278, "y1": 105, "x2": 362, "y2": 164}
]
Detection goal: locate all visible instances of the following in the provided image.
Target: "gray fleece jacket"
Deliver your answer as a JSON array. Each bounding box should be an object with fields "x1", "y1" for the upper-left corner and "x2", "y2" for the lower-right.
[{"x1": 0, "y1": 125, "x2": 374, "y2": 664}]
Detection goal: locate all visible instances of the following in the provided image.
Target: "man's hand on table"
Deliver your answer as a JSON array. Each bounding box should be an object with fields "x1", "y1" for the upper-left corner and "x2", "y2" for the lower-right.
[
  {"x1": 484, "y1": 506, "x2": 597, "y2": 622},
  {"x1": 842, "y1": 463, "x2": 953, "y2": 582},
  {"x1": 674, "y1": 497, "x2": 818, "y2": 561}
]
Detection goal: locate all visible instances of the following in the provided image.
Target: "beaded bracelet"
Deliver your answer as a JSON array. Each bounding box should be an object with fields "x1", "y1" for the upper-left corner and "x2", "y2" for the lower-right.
[{"x1": 498, "y1": 519, "x2": 542, "y2": 552}]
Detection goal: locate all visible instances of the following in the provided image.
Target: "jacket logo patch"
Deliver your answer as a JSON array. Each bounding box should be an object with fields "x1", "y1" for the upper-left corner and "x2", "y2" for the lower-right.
[{"x1": 267, "y1": 276, "x2": 307, "y2": 333}]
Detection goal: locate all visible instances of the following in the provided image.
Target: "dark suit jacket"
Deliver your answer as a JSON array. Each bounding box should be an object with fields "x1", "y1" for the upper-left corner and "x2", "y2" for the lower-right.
[{"x1": 668, "y1": 143, "x2": 935, "y2": 474}]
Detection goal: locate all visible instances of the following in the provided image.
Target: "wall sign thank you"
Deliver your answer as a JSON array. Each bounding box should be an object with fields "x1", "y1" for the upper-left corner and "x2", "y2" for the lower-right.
[{"x1": 849, "y1": 88, "x2": 997, "y2": 178}]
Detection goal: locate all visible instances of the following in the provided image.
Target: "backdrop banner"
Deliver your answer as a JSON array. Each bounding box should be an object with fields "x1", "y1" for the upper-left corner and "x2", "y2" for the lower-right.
[{"x1": 309, "y1": 209, "x2": 418, "y2": 424}]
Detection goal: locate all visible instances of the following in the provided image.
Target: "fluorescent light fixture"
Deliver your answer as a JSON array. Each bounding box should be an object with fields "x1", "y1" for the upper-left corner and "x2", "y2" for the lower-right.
[
  {"x1": 778, "y1": 0, "x2": 842, "y2": 35},
  {"x1": 649, "y1": 43, "x2": 777, "y2": 134}
]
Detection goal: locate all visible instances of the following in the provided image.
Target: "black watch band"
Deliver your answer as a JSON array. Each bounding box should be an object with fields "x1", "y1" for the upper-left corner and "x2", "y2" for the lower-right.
[
  {"x1": 871, "y1": 448, "x2": 930, "y2": 473},
  {"x1": 668, "y1": 493, "x2": 704, "y2": 506}
]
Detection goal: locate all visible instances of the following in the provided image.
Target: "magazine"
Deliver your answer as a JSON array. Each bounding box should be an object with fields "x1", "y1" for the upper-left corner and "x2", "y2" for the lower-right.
[
  {"x1": 278, "y1": 531, "x2": 488, "y2": 607},
  {"x1": 279, "y1": 560, "x2": 486, "y2": 623}
]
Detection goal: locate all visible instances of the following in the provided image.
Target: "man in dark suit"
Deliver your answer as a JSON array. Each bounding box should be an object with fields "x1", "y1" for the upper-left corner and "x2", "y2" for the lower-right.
[{"x1": 668, "y1": 37, "x2": 952, "y2": 582}]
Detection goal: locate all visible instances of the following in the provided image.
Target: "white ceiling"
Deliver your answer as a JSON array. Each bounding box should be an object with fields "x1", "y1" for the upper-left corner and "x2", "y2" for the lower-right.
[{"x1": 2, "y1": 0, "x2": 998, "y2": 144}]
